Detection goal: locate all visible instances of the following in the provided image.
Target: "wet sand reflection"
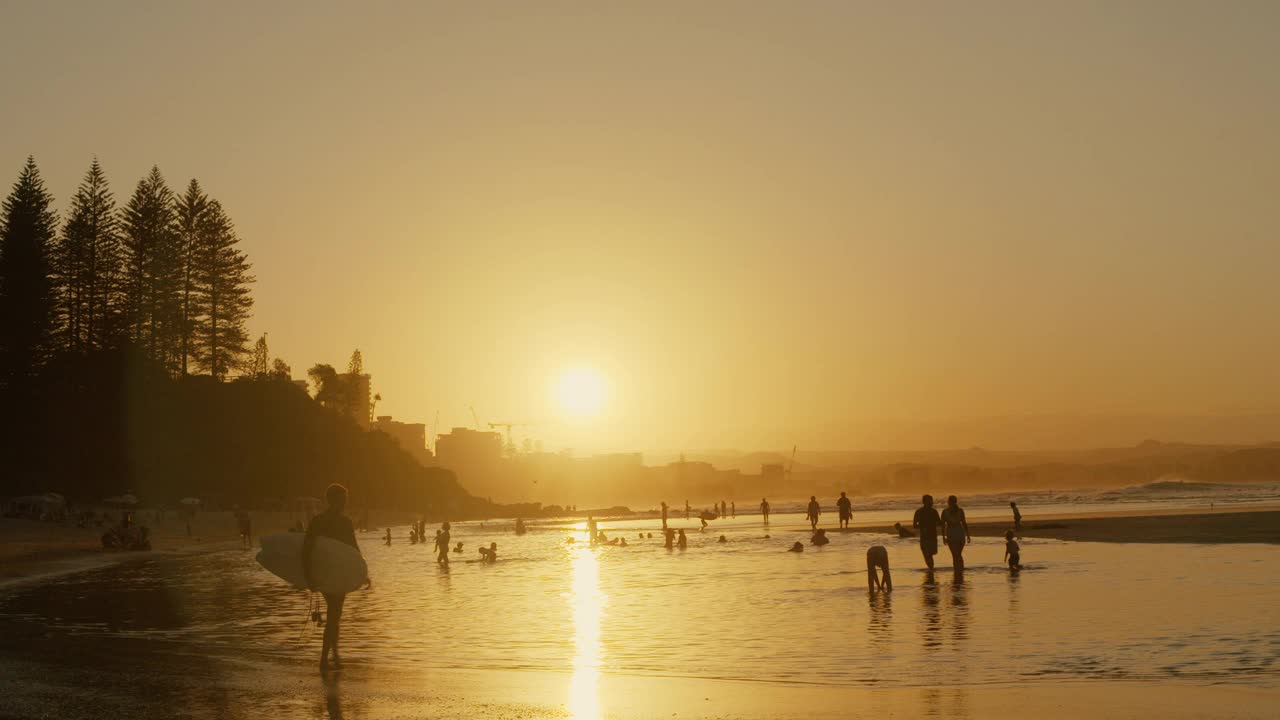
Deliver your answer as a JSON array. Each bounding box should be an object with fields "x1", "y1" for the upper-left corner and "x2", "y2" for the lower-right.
[{"x1": 568, "y1": 546, "x2": 606, "y2": 720}]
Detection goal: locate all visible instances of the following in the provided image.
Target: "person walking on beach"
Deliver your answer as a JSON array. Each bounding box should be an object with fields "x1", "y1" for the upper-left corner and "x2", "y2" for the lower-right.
[
  {"x1": 806, "y1": 496, "x2": 821, "y2": 530},
  {"x1": 836, "y1": 492, "x2": 853, "y2": 529},
  {"x1": 731, "y1": 501, "x2": 736, "y2": 518},
  {"x1": 760, "y1": 498, "x2": 770, "y2": 524},
  {"x1": 436, "y1": 522, "x2": 452, "y2": 565},
  {"x1": 685, "y1": 500, "x2": 691, "y2": 520},
  {"x1": 661, "y1": 501, "x2": 669, "y2": 530},
  {"x1": 303, "y1": 483, "x2": 367, "y2": 674},
  {"x1": 940, "y1": 495, "x2": 971, "y2": 575},
  {"x1": 913, "y1": 495, "x2": 941, "y2": 570},
  {"x1": 1010, "y1": 501, "x2": 1023, "y2": 532},
  {"x1": 866, "y1": 545, "x2": 892, "y2": 592}
]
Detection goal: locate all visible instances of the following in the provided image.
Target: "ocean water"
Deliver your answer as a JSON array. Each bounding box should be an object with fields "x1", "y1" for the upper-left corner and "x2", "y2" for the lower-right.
[
  {"x1": 2, "y1": 509, "x2": 1277, "y2": 691},
  {"x1": 686, "y1": 479, "x2": 1280, "y2": 521}
]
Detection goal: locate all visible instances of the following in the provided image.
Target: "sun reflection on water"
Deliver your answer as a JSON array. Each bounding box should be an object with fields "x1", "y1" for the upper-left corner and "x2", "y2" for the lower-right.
[{"x1": 568, "y1": 546, "x2": 606, "y2": 720}]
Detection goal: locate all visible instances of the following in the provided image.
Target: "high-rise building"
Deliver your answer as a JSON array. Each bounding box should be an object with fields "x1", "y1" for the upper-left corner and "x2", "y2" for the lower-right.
[
  {"x1": 374, "y1": 415, "x2": 433, "y2": 466},
  {"x1": 435, "y1": 427, "x2": 503, "y2": 469}
]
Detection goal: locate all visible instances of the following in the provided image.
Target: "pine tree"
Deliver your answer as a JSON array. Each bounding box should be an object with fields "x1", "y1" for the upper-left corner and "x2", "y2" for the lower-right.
[
  {"x1": 192, "y1": 199, "x2": 253, "y2": 379},
  {"x1": 0, "y1": 157, "x2": 59, "y2": 387},
  {"x1": 174, "y1": 179, "x2": 209, "y2": 376},
  {"x1": 250, "y1": 332, "x2": 269, "y2": 378},
  {"x1": 120, "y1": 166, "x2": 180, "y2": 369},
  {"x1": 57, "y1": 159, "x2": 121, "y2": 352}
]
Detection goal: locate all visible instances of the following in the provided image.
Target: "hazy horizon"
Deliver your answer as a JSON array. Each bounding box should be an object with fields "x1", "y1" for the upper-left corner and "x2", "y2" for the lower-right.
[{"x1": 5, "y1": 1, "x2": 1279, "y2": 454}]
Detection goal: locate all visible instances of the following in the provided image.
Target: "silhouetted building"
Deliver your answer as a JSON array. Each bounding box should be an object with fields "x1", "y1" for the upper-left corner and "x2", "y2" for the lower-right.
[
  {"x1": 761, "y1": 463, "x2": 785, "y2": 485},
  {"x1": 374, "y1": 415, "x2": 433, "y2": 466},
  {"x1": 436, "y1": 427, "x2": 503, "y2": 470}
]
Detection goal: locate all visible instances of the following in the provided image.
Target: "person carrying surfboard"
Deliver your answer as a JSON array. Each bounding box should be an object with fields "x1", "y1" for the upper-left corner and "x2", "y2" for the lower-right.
[{"x1": 303, "y1": 483, "x2": 367, "y2": 674}]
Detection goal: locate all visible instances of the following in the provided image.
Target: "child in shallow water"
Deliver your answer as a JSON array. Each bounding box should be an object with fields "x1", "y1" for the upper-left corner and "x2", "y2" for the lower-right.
[{"x1": 1004, "y1": 530, "x2": 1021, "y2": 570}]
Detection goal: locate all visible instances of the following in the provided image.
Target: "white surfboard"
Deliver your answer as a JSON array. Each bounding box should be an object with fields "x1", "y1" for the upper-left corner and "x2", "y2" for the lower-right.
[{"x1": 256, "y1": 533, "x2": 368, "y2": 594}]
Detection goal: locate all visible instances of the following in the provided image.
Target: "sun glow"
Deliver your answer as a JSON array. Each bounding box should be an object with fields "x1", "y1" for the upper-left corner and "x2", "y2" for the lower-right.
[{"x1": 557, "y1": 367, "x2": 607, "y2": 417}]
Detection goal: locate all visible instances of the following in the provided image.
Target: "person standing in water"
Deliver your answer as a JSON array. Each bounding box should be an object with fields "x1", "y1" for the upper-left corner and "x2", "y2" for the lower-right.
[
  {"x1": 1010, "y1": 501, "x2": 1023, "y2": 532},
  {"x1": 760, "y1": 498, "x2": 770, "y2": 525},
  {"x1": 664, "y1": 527, "x2": 675, "y2": 549},
  {"x1": 684, "y1": 500, "x2": 691, "y2": 520},
  {"x1": 940, "y1": 495, "x2": 971, "y2": 575},
  {"x1": 587, "y1": 516, "x2": 599, "y2": 545},
  {"x1": 661, "y1": 501, "x2": 669, "y2": 530},
  {"x1": 303, "y1": 483, "x2": 367, "y2": 674},
  {"x1": 1004, "y1": 530, "x2": 1021, "y2": 570},
  {"x1": 235, "y1": 506, "x2": 252, "y2": 549},
  {"x1": 677, "y1": 528, "x2": 688, "y2": 550},
  {"x1": 436, "y1": 522, "x2": 451, "y2": 565},
  {"x1": 912, "y1": 495, "x2": 941, "y2": 570},
  {"x1": 836, "y1": 492, "x2": 853, "y2": 529},
  {"x1": 731, "y1": 501, "x2": 736, "y2": 518},
  {"x1": 806, "y1": 496, "x2": 821, "y2": 530}
]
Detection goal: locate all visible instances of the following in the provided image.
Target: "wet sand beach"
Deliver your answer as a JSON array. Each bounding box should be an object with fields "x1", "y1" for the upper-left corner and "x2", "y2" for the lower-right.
[{"x1": 0, "y1": 633, "x2": 1273, "y2": 720}]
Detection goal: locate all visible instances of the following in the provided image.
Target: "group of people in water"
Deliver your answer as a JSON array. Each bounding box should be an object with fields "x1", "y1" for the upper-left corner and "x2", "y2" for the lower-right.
[{"x1": 300, "y1": 484, "x2": 1026, "y2": 674}]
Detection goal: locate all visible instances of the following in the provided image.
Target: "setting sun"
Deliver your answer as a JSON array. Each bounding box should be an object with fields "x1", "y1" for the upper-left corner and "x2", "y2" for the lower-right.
[{"x1": 557, "y1": 367, "x2": 607, "y2": 418}]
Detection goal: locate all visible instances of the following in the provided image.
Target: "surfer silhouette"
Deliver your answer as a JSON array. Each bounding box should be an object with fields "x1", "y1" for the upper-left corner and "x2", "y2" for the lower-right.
[{"x1": 303, "y1": 483, "x2": 366, "y2": 674}]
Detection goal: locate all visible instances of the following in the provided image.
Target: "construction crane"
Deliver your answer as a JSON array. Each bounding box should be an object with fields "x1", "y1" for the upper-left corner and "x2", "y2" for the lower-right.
[
  {"x1": 787, "y1": 445, "x2": 798, "y2": 483},
  {"x1": 488, "y1": 422, "x2": 530, "y2": 456},
  {"x1": 470, "y1": 405, "x2": 481, "y2": 429}
]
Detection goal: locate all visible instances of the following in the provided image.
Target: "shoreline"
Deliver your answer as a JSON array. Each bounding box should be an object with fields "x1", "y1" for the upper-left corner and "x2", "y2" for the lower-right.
[{"x1": 831, "y1": 508, "x2": 1280, "y2": 544}]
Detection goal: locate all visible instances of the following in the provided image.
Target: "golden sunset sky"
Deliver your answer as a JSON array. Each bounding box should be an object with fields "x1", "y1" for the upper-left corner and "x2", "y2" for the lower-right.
[{"x1": 3, "y1": 2, "x2": 1278, "y2": 453}]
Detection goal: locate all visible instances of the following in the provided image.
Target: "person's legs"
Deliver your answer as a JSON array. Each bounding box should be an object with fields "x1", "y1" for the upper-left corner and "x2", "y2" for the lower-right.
[
  {"x1": 881, "y1": 561, "x2": 892, "y2": 591},
  {"x1": 326, "y1": 593, "x2": 346, "y2": 666},
  {"x1": 949, "y1": 539, "x2": 964, "y2": 574}
]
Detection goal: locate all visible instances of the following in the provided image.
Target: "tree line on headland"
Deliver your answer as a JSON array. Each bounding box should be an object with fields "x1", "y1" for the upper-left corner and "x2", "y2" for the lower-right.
[{"x1": 0, "y1": 157, "x2": 482, "y2": 516}]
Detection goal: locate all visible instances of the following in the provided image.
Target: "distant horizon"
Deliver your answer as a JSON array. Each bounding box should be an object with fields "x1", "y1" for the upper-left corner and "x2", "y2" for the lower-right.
[{"x1": 539, "y1": 411, "x2": 1280, "y2": 459}]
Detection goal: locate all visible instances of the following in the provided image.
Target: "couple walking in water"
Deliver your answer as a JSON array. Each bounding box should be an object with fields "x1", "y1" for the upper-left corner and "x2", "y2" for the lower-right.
[{"x1": 912, "y1": 494, "x2": 971, "y2": 573}]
